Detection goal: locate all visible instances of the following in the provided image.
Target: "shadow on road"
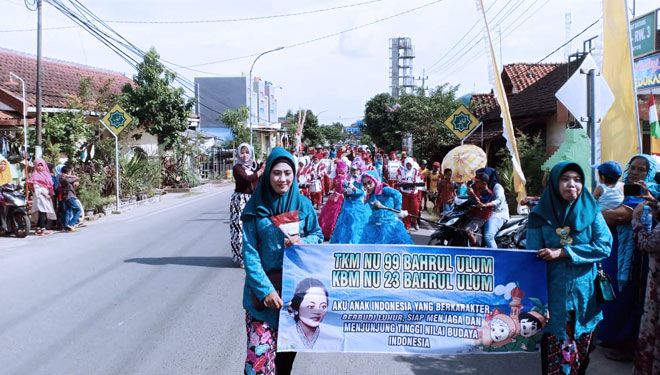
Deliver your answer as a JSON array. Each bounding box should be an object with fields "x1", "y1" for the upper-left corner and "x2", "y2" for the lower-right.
[
  {"x1": 186, "y1": 218, "x2": 230, "y2": 223},
  {"x1": 124, "y1": 256, "x2": 238, "y2": 268}
]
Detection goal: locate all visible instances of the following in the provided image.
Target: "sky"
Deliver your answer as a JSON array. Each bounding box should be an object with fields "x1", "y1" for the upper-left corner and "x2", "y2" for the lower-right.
[{"x1": 0, "y1": 0, "x2": 658, "y2": 127}]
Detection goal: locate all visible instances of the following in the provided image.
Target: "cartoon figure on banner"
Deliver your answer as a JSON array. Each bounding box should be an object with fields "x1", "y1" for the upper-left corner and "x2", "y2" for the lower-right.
[
  {"x1": 279, "y1": 278, "x2": 342, "y2": 352},
  {"x1": 471, "y1": 282, "x2": 547, "y2": 352},
  {"x1": 516, "y1": 300, "x2": 549, "y2": 352}
]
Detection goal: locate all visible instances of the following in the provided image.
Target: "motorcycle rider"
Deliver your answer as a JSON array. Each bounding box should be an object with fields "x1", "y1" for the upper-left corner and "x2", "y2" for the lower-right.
[
  {"x1": 476, "y1": 167, "x2": 509, "y2": 249},
  {"x1": 464, "y1": 172, "x2": 493, "y2": 246}
]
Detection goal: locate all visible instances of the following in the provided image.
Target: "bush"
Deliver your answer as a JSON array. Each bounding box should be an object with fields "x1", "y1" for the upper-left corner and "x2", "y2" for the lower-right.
[{"x1": 496, "y1": 133, "x2": 547, "y2": 212}]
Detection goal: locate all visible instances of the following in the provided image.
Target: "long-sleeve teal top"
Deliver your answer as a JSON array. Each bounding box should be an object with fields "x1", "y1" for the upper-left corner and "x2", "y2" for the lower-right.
[
  {"x1": 241, "y1": 198, "x2": 323, "y2": 327},
  {"x1": 366, "y1": 186, "x2": 402, "y2": 224},
  {"x1": 526, "y1": 212, "x2": 612, "y2": 339}
]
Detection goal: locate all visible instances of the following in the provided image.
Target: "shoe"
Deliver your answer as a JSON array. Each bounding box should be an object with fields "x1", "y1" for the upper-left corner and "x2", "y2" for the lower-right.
[{"x1": 414, "y1": 223, "x2": 420, "y2": 231}]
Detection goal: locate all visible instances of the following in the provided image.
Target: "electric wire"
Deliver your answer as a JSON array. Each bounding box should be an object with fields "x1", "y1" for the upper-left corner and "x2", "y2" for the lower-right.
[
  {"x1": 43, "y1": 0, "x2": 227, "y2": 116},
  {"x1": 105, "y1": 0, "x2": 387, "y2": 24},
  {"x1": 184, "y1": 0, "x2": 445, "y2": 69},
  {"x1": 425, "y1": 0, "x2": 499, "y2": 72},
  {"x1": 426, "y1": 0, "x2": 526, "y2": 76},
  {"x1": 1, "y1": 0, "x2": 386, "y2": 32},
  {"x1": 427, "y1": 0, "x2": 549, "y2": 86}
]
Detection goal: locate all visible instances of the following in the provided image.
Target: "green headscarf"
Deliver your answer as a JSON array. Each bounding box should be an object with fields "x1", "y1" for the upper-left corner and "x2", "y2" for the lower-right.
[
  {"x1": 529, "y1": 161, "x2": 599, "y2": 232},
  {"x1": 241, "y1": 147, "x2": 303, "y2": 220}
]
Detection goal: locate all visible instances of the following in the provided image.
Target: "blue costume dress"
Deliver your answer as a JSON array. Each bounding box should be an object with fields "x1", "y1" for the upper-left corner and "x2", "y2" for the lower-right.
[
  {"x1": 360, "y1": 185, "x2": 413, "y2": 244},
  {"x1": 330, "y1": 180, "x2": 370, "y2": 244}
]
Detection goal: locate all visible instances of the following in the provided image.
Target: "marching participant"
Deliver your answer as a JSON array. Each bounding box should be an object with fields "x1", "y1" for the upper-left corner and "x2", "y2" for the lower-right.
[
  {"x1": 309, "y1": 153, "x2": 326, "y2": 209},
  {"x1": 398, "y1": 157, "x2": 421, "y2": 230},
  {"x1": 360, "y1": 170, "x2": 413, "y2": 244},
  {"x1": 386, "y1": 151, "x2": 401, "y2": 188},
  {"x1": 320, "y1": 151, "x2": 332, "y2": 195},
  {"x1": 297, "y1": 158, "x2": 311, "y2": 198}
]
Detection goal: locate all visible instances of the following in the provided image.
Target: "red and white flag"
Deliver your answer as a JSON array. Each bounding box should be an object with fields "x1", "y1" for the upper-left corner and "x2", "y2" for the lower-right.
[{"x1": 270, "y1": 210, "x2": 300, "y2": 238}]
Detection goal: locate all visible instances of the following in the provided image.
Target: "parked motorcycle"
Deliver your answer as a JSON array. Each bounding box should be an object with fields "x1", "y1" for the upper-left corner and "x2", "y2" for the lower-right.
[
  {"x1": 427, "y1": 197, "x2": 528, "y2": 249},
  {"x1": 0, "y1": 184, "x2": 31, "y2": 238}
]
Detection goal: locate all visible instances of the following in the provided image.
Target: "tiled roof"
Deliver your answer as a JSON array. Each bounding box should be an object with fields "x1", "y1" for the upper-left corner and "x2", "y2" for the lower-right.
[
  {"x1": 503, "y1": 63, "x2": 562, "y2": 94},
  {"x1": 466, "y1": 57, "x2": 584, "y2": 144},
  {"x1": 0, "y1": 110, "x2": 16, "y2": 119},
  {"x1": 470, "y1": 92, "x2": 497, "y2": 118},
  {"x1": 0, "y1": 47, "x2": 133, "y2": 109}
]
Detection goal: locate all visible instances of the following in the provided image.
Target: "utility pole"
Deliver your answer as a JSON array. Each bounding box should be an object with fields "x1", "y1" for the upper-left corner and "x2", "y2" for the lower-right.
[
  {"x1": 35, "y1": 0, "x2": 43, "y2": 158},
  {"x1": 417, "y1": 68, "x2": 428, "y2": 94}
]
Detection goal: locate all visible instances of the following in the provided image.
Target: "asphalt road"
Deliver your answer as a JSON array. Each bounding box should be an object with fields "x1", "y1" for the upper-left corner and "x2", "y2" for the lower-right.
[{"x1": 0, "y1": 185, "x2": 632, "y2": 374}]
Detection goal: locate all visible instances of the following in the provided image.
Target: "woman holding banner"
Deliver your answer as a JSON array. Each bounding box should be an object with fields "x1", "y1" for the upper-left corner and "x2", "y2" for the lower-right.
[
  {"x1": 360, "y1": 170, "x2": 413, "y2": 245},
  {"x1": 527, "y1": 162, "x2": 612, "y2": 375},
  {"x1": 240, "y1": 147, "x2": 323, "y2": 375}
]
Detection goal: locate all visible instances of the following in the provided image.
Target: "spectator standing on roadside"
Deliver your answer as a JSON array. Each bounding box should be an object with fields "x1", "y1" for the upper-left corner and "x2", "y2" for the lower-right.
[
  {"x1": 28, "y1": 159, "x2": 56, "y2": 236},
  {"x1": 59, "y1": 166, "x2": 81, "y2": 232}
]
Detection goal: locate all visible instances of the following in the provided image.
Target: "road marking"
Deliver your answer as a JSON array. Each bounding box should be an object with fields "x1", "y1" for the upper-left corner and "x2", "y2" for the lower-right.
[{"x1": 125, "y1": 187, "x2": 233, "y2": 222}]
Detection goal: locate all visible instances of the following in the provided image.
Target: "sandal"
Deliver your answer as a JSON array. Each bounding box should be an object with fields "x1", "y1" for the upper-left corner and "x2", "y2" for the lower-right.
[{"x1": 35, "y1": 229, "x2": 43, "y2": 236}]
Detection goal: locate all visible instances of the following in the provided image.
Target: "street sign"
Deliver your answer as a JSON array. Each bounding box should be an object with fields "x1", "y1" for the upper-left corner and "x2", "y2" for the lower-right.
[
  {"x1": 555, "y1": 54, "x2": 614, "y2": 127},
  {"x1": 443, "y1": 105, "x2": 480, "y2": 141},
  {"x1": 631, "y1": 11, "x2": 657, "y2": 58},
  {"x1": 102, "y1": 104, "x2": 133, "y2": 135}
]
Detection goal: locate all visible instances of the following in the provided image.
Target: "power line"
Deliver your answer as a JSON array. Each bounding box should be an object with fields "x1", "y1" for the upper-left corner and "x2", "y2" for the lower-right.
[
  {"x1": 426, "y1": 0, "x2": 526, "y2": 76},
  {"x1": 425, "y1": 0, "x2": 500, "y2": 72},
  {"x1": 184, "y1": 0, "x2": 445, "y2": 70},
  {"x1": 0, "y1": 0, "x2": 387, "y2": 32},
  {"x1": 44, "y1": 0, "x2": 228, "y2": 116},
  {"x1": 534, "y1": 18, "x2": 600, "y2": 64},
  {"x1": 427, "y1": 0, "x2": 547, "y2": 84},
  {"x1": 106, "y1": 0, "x2": 387, "y2": 24}
]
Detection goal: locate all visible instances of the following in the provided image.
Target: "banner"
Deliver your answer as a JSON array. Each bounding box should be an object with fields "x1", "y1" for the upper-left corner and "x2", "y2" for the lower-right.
[
  {"x1": 278, "y1": 244, "x2": 548, "y2": 354},
  {"x1": 635, "y1": 52, "x2": 660, "y2": 90},
  {"x1": 476, "y1": 0, "x2": 527, "y2": 203},
  {"x1": 600, "y1": 0, "x2": 642, "y2": 169}
]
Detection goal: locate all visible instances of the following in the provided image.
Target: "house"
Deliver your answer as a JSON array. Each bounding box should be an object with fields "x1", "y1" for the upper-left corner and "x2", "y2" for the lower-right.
[
  {"x1": 0, "y1": 47, "x2": 164, "y2": 158},
  {"x1": 467, "y1": 57, "x2": 584, "y2": 161}
]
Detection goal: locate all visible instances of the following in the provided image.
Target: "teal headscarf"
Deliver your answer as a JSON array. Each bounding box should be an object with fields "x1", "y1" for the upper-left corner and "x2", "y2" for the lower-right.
[
  {"x1": 529, "y1": 162, "x2": 599, "y2": 232},
  {"x1": 241, "y1": 147, "x2": 303, "y2": 219}
]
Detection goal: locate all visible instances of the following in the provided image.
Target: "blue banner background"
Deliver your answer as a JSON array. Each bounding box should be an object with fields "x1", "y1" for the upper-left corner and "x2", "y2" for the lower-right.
[{"x1": 278, "y1": 244, "x2": 548, "y2": 354}]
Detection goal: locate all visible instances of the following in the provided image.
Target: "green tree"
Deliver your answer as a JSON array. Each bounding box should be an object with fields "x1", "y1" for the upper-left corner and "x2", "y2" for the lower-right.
[
  {"x1": 319, "y1": 122, "x2": 347, "y2": 145},
  {"x1": 121, "y1": 47, "x2": 195, "y2": 150},
  {"x1": 219, "y1": 105, "x2": 262, "y2": 155},
  {"x1": 29, "y1": 76, "x2": 119, "y2": 164},
  {"x1": 219, "y1": 105, "x2": 249, "y2": 143},
  {"x1": 362, "y1": 85, "x2": 460, "y2": 162},
  {"x1": 496, "y1": 132, "x2": 547, "y2": 211},
  {"x1": 284, "y1": 110, "x2": 321, "y2": 149}
]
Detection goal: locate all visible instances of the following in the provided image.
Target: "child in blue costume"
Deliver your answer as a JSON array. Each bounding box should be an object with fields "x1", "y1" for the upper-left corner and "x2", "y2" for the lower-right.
[
  {"x1": 240, "y1": 147, "x2": 323, "y2": 375},
  {"x1": 360, "y1": 170, "x2": 414, "y2": 244},
  {"x1": 330, "y1": 163, "x2": 370, "y2": 244}
]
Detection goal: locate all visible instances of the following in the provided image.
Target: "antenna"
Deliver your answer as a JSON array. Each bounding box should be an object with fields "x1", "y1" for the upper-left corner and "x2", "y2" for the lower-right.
[{"x1": 564, "y1": 13, "x2": 572, "y2": 61}]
